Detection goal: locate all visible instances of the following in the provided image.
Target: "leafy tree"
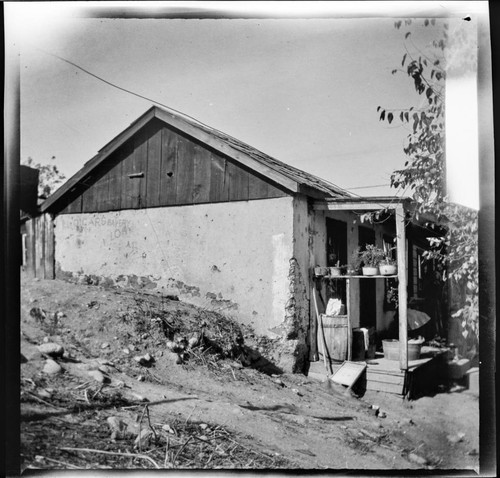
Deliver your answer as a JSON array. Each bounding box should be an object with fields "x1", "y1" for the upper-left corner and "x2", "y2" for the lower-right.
[
  {"x1": 377, "y1": 19, "x2": 478, "y2": 351},
  {"x1": 22, "y1": 156, "x2": 66, "y2": 198}
]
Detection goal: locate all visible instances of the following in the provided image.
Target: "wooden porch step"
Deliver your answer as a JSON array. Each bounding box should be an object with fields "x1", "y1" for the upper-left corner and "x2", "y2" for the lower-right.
[{"x1": 366, "y1": 380, "x2": 404, "y2": 395}]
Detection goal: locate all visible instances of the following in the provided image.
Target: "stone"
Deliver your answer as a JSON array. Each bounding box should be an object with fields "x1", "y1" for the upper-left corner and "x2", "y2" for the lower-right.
[
  {"x1": 98, "y1": 365, "x2": 112, "y2": 374},
  {"x1": 137, "y1": 375, "x2": 145, "y2": 382},
  {"x1": 131, "y1": 393, "x2": 149, "y2": 402},
  {"x1": 447, "y1": 432, "x2": 465, "y2": 444},
  {"x1": 101, "y1": 342, "x2": 110, "y2": 349},
  {"x1": 123, "y1": 348, "x2": 130, "y2": 355},
  {"x1": 162, "y1": 424, "x2": 175, "y2": 434},
  {"x1": 107, "y1": 416, "x2": 126, "y2": 432},
  {"x1": 43, "y1": 359, "x2": 63, "y2": 375},
  {"x1": 134, "y1": 354, "x2": 153, "y2": 366},
  {"x1": 408, "y1": 453, "x2": 428, "y2": 466},
  {"x1": 37, "y1": 388, "x2": 52, "y2": 399},
  {"x1": 88, "y1": 370, "x2": 108, "y2": 383},
  {"x1": 21, "y1": 353, "x2": 28, "y2": 364},
  {"x1": 107, "y1": 417, "x2": 127, "y2": 441},
  {"x1": 98, "y1": 358, "x2": 114, "y2": 366}
]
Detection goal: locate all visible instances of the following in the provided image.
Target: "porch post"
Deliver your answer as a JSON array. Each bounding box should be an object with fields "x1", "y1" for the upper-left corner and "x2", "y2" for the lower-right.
[{"x1": 395, "y1": 205, "x2": 408, "y2": 370}]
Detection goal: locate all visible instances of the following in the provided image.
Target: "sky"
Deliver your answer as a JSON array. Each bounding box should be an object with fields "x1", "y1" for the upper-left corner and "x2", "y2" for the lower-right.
[{"x1": 8, "y1": 1, "x2": 486, "y2": 208}]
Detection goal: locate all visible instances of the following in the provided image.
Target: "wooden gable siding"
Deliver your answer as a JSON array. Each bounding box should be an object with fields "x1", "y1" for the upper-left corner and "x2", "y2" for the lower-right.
[
  {"x1": 23, "y1": 214, "x2": 54, "y2": 279},
  {"x1": 58, "y1": 119, "x2": 288, "y2": 214}
]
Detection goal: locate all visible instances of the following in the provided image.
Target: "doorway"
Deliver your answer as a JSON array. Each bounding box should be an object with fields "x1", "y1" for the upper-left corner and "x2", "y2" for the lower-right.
[
  {"x1": 326, "y1": 218, "x2": 347, "y2": 308},
  {"x1": 358, "y1": 226, "x2": 376, "y2": 328}
]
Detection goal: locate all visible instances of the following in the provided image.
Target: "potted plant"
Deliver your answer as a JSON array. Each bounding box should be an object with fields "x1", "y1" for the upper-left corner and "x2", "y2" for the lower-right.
[
  {"x1": 347, "y1": 247, "x2": 362, "y2": 275},
  {"x1": 314, "y1": 265, "x2": 329, "y2": 277},
  {"x1": 360, "y1": 245, "x2": 385, "y2": 276},
  {"x1": 329, "y1": 260, "x2": 343, "y2": 277},
  {"x1": 379, "y1": 255, "x2": 398, "y2": 276}
]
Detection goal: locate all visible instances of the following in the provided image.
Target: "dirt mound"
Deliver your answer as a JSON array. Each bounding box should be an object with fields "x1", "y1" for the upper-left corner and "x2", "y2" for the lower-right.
[{"x1": 20, "y1": 274, "x2": 479, "y2": 472}]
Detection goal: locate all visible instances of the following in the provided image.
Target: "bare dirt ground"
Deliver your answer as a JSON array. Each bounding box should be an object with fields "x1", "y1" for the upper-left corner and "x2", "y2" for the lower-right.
[{"x1": 20, "y1": 274, "x2": 479, "y2": 473}]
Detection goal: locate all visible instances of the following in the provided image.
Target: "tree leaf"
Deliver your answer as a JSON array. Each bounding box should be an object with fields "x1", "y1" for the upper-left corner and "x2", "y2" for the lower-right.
[
  {"x1": 405, "y1": 31, "x2": 411, "y2": 39},
  {"x1": 402, "y1": 53, "x2": 407, "y2": 67},
  {"x1": 388, "y1": 112, "x2": 394, "y2": 124},
  {"x1": 380, "y1": 110, "x2": 386, "y2": 121}
]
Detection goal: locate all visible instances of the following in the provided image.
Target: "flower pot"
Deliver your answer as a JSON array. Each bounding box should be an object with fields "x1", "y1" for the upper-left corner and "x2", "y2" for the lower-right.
[
  {"x1": 379, "y1": 264, "x2": 397, "y2": 276},
  {"x1": 362, "y1": 266, "x2": 379, "y2": 276},
  {"x1": 329, "y1": 266, "x2": 342, "y2": 277},
  {"x1": 314, "y1": 266, "x2": 329, "y2": 277}
]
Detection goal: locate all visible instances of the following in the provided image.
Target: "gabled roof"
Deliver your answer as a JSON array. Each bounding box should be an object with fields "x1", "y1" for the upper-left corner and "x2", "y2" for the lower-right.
[{"x1": 41, "y1": 105, "x2": 351, "y2": 212}]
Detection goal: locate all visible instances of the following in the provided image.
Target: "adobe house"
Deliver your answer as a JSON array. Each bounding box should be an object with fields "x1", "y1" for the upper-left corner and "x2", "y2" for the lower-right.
[{"x1": 25, "y1": 105, "x2": 445, "y2": 374}]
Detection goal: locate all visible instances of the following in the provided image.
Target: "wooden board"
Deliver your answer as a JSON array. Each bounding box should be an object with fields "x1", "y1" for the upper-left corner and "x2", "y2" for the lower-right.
[
  {"x1": 227, "y1": 160, "x2": 249, "y2": 201},
  {"x1": 35, "y1": 215, "x2": 44, "y2": 278},
  {"x1": 193, "y1": 144, "x2": 211, "y2": 203},
  {"x1": 145, "y1": 122, "x2": 163, "y2": 207},
  {"x1": 176, "y1": 137, "x2": 195, "y2": 204},
  {"x1": 366, "y1": 381, "x2": 404, "y2": 395},
  {"x1": 160, "y1": 127, "x2": 178, "y2": 205},
  {"x1": 26, "y1": 219, "x2": 36, "y2": 277},
  {"x1": 366, "y1": 372, "x2": 405, "y2": 385},
  {"x1": 330, "y1": 361, "x2": 366, "y2": 387},
  {"x1": 44, "y1": 214, "x2": 55, "y2": 279},
  {"x1": 93, "y1": 174, "x2": 110, "y2": 212},
  {"x1": 107, "y1": 151, "x2": 123, "y2": 211},
  {"x1": 248, "y1": 171, "x2": 270, "y2": 199},
  {"x1": 132, "y1": 130, "x2": 148, "y2": 208},
  {"x1": 209, "y1": 153, "x2": 227, "y2": 202}
]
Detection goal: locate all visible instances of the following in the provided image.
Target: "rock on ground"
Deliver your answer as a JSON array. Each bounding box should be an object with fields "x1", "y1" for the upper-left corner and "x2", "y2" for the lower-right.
[
  {"x1": 88, "y1": 370, "x2": 109, "y2": 383},
  {"x1": 38, "y1": 343, "x2": 65, "y2": 358},
  {"x1": 43, "y1": 359, "x2": 63, "y2": 375}
]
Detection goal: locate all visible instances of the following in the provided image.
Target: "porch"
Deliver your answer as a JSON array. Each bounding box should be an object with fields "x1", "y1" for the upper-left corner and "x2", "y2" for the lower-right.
[
  {"x1": 307, "y1": 197, "x2": 447, "y2": 398},
  {"x1": 307, "y1": 346, "x2": 449, "y2": 400}
]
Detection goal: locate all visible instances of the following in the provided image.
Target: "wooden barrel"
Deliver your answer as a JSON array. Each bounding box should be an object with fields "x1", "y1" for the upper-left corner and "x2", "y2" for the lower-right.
[{"x1": 317, "y1": 314, "x2": 348, "y2": 361}]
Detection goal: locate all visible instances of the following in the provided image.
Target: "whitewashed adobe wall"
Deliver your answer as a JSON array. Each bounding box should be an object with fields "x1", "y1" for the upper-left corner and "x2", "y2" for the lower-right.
[{"x1": 54, "y1": 197, "x2": 295, "y2": 336}]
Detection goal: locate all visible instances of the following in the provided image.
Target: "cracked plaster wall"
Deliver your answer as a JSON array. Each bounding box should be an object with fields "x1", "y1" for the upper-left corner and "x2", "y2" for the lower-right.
[{"x1": 54, "y1": 197, "x2": 296, "y2": 337}]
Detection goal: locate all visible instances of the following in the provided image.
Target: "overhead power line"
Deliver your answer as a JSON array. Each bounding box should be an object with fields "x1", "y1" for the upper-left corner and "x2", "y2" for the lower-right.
[{"x1": 33, "y1": 46, "x2": 442, "y2": 234}]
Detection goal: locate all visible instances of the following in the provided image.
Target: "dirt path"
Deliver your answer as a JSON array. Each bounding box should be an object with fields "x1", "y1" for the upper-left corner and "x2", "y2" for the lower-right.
[{"x1": 20, "y1": 275, "x2": 479, "y2": 472}]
